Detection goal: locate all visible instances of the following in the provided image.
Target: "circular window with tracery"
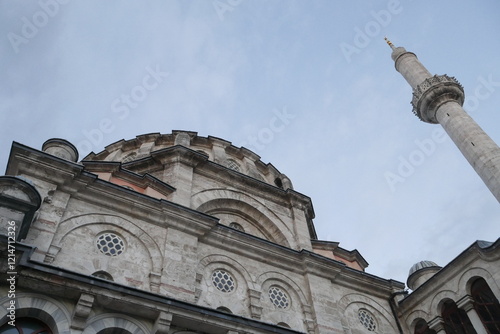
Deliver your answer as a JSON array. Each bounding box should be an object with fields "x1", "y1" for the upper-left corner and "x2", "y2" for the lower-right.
[
  {"x1": 358, "y1": 309, "x2": 376, "y2": 331},
  {"x1": 212, "y1": 270, "x2": 235, "y2": 293},
  {"x1": 96, "y1": 232, "x2": 125, "y2": 256},
  {"x1": 269, "y1": 286, "x2": 289, "y2": 309}
]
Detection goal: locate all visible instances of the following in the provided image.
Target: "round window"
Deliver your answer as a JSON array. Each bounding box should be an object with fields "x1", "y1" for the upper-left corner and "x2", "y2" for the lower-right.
[
  {"x1": 96, "y1": 232, "x2": 125, "y2": 256},
  {"x1": 211, "y1": 270, "x2": 235, "y2": 293},
  {"x1": 358, "y1": 309, "x2": 376, "y2": 331},
  {"x1": 269, "y1": 286, "x2": 289, "y2": 309}
]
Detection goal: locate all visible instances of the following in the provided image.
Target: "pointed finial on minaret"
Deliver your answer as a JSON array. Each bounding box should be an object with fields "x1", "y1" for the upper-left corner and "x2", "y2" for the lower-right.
[{"x1": 384, "y1": 37, "x2": 395, "y2": 50}]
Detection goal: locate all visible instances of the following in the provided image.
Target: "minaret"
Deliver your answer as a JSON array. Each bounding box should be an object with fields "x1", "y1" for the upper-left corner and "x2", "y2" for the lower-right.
[{"x1": 385, "y1": 38, "x2": 500, "y2": 203}]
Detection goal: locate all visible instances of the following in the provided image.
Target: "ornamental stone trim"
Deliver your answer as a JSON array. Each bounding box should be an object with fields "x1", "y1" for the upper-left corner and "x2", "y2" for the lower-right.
[{"x1": 411, "y1": 74, "x2": 465, "y2": 123}]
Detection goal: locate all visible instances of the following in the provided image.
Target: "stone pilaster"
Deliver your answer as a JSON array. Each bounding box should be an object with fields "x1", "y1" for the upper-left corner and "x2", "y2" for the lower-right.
[
  {"x1": 248, "y1": 289, "x2": 262, "y2": 319},
  {"x1": 37, "y1": 189, "x2": 72, "y2": 262},
  {"x1": 288, "y1": 193, "x2": 313, "y2": 251},
  {"x1": 303, "y1": 304, "x2": 316, "y2": 334},
  {"x1": 149, "y1": 272, "x2": 161, "y2": 293}
]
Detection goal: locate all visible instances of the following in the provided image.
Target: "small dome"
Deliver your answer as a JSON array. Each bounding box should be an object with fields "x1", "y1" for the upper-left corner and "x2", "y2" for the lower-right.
[
  {"x1": 407, "y1": 260, "x2": 442, "y2": 290},
  {"x1": 408, "y1": 260, "x2": 440, "y2": 277}
]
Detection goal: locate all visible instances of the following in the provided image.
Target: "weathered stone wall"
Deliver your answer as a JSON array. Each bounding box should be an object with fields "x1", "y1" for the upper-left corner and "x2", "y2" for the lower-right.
[{"x1": 0, "y1": 138, "x2": 407, "y2": 334}]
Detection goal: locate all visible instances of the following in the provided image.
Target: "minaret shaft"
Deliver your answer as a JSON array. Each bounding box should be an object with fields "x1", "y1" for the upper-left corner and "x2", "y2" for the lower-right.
[
  {"x1": 436, "y1": 101, "x2": 500, "y2": 200},
  {"x1": 392, "y1": 48, "x2": 432, "y2": 89},
  {"x1": 389, "y1": 42, "x2": 500, "y2": 202}
]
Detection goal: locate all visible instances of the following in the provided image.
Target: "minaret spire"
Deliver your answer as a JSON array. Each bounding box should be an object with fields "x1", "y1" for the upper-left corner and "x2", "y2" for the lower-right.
[
  {"x1": 388, "y1": 40, "x2": 500, "y2": 203},
  {"x1": 384, "y1": 37, "x2": 395, "y2": 50}
]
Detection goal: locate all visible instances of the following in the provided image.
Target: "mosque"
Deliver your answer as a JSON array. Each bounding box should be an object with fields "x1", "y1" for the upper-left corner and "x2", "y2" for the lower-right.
[{"x1": 0, "y1": 43, "x2": 499, "y2": 334}]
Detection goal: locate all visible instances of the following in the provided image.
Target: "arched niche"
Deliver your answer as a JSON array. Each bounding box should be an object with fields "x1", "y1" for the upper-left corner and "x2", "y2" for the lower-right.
[{"x1": 192, "y1": 189, "x2": 295, "y2": 248}]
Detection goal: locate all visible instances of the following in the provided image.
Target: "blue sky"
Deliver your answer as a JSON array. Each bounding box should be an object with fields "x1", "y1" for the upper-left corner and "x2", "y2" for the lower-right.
[{"x1": 1, "y1": 0, "x2": 499, "y2": 284}]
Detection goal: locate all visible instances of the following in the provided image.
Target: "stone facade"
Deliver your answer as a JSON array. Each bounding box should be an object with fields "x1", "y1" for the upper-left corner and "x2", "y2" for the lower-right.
[{"x1": 0, "y1": 132, "x2": 499, "y2": 334}]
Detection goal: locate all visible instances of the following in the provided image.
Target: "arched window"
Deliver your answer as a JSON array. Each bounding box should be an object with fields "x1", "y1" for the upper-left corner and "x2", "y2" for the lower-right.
[
  {"x1": 92, "y1": 270, "x2": 114, "y2": 281},
  {"x1": 229, "y1": 222, "x2": 244, "y2": 232},
  {"x1": 414, "y1": 319, "x2": 436, "y2": 334},
  {"x1": 471, "y1": 277, "x2": 500, "y2": 333},
  {"x1": 0, "y1": 317, "x2": 53, "y2": 334},
  {"x1": 216, "y1": 306, "x2": 232, "y2": 314},
  {"x1": 96, "y1": 329, "x2": 132, "y2": 334},
  {"x1": 441, "y1": 300, "x2": 477, "y2": 334},
  {"x1": 277, "y1": 322, "x2": 291, "y2": 328},
  {"x1": 274, "y1": 177, "x2": 283, "y2": 189}
]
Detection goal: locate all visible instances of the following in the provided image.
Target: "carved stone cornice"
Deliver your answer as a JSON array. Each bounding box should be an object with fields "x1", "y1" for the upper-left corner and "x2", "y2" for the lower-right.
[{"x1": 411, "y1": 74, "x2": 465, "y2": 124}]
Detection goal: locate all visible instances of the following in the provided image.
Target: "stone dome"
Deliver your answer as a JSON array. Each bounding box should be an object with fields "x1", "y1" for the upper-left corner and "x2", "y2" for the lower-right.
[
  {"x1": 408, "y1": 260, "x2": 440, "y2": 277},
  {"x1": 83, "y1": 131, "x2": 294, "y2": 190},
  {"x1": 407, "y1": 260, "x2": 442, "y2": 291}
]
